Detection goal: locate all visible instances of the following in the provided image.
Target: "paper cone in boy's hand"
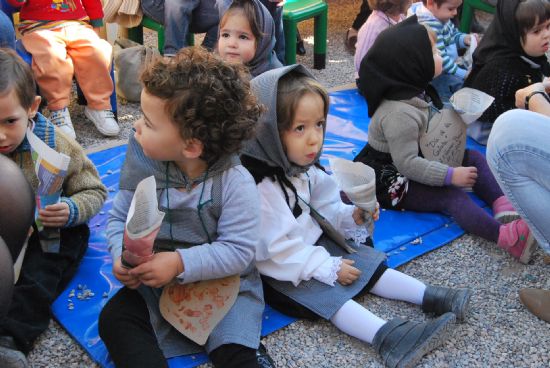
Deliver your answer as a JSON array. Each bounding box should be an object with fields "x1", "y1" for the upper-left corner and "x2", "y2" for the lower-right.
[{"x1": 159, "y1": 275, "x2": 241, "y2": 345}]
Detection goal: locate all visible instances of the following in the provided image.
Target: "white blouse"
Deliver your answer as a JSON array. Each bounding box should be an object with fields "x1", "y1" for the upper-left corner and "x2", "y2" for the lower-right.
[{"x1": 255, "y1": 166, "x2": 368, "y2": 286}]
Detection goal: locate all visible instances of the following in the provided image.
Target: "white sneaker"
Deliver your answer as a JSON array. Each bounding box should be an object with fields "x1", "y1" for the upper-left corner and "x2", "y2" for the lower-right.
[
  {"x1": 49, "y1": 107, "x2": 76, "y2": 139},
  {"x1": 84, "y1": 107, "x2": 120, "y2": 137}
]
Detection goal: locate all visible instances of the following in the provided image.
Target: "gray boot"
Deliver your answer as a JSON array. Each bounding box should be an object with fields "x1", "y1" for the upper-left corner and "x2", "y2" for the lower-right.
[
  {"x1": 372, "y1": 312, "x2": 456, "y2": 368},
  {"x1": 0, "y1": 337, "x2": 29, "y2": 368},
  {"x1": 422, "y1": 285, "x2": 472, "y2": 322}
]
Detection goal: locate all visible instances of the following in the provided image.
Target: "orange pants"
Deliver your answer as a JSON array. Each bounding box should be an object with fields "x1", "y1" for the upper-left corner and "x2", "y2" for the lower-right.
[{"x1": 22, "y1": 22, "x2": 113, "y2": 111}]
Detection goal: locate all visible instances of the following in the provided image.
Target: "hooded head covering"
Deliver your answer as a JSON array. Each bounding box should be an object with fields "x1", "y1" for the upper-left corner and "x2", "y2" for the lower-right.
[
  {"x1": 221, "y1": 0, "x2": 282, "y2": 77},
  {"x1": 358, "y1": 16, "x2": 439, "y2": 117},
  {"x1": 472, "y1": 0, "x2": 550, "y2": 74},
  {"x1": 242, "y1": 64, "x2": 323, "y2": 178}
]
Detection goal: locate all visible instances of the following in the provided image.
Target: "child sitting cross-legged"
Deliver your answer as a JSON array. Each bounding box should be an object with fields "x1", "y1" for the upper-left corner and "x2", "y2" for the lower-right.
[
  {"x1": 99, "y1": 47, "x2": 275, "y2": 368},
  {"x1": 7, "y1": 0, "x2": 119, "y2": 138},
  {"x1": 0, "y1": 48, "x2": 107, "y2": 368},
  {"x1": 241, "y1": 64, "x2": 472, "y2": 368}
]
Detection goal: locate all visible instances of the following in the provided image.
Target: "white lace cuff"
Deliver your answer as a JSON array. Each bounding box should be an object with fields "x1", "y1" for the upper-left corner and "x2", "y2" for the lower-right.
[
  {"x1": 343, "y1": 227, "x2": 370, "y2": 247},
  {"x1": 312, "y1": 256, "x2": 342, "y2": 286}
]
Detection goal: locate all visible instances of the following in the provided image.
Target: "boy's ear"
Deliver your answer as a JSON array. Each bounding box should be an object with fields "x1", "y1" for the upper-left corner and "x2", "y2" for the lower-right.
[
  {"x1": 182, "y1": 138, "x2": 204, "y2": 159},
  {"x1": 28, "y1": 96, "x2": 41, "y2": 119}
]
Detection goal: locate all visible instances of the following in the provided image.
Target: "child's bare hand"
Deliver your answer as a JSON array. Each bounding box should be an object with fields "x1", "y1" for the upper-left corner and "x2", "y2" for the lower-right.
[
  {"x1": 371, "y1": 202, "x2": 380, "y2": 221},
  {"x1": 337, "y1": 259, "x2": 361, "y2": 286},
  {"x1": 38, "y1": 202, "x2": 69, "y2": 227},
  {"x1": 129, "y1": 251, "x2": 183, "y2": 288},
  {"x1": 452, "y1": 166, "x2": 478, "y2": 187},
  {"x1": 464, "y1": 33, "x2": 479, "y2": 46},
  {"x1": 353, "y1": 207, "x2": 366, "y2": 225},
  {"x1": 113, "y1": 257, "x2": 141, "y2": 289}
]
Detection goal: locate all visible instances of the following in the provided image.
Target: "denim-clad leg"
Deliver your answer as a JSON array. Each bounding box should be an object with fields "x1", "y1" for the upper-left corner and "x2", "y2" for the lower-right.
[
  {"x1": 191, "y1": 0, "x2": 224, "y2": 50},
  {"x1": 0, "y1": 10, "x2": 15, "y2": 49},
  {"x1": 487, "y1": 109, "x2": 550, "y2": 254}
]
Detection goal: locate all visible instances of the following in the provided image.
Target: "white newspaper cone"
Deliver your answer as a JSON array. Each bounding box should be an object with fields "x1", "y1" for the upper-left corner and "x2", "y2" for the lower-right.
[{"x1": 329, "y1": 158, "x2": 377, "y2": 235}]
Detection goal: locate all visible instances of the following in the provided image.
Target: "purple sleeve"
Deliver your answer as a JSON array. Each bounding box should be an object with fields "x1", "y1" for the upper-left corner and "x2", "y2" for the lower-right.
[{"x1": 444, "y1": 167, "x2": 454, "y2": 185}]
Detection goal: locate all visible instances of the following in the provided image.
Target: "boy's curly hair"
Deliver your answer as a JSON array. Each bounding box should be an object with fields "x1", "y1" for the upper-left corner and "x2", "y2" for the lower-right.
[{"x1": 140, "y1": 47, "x2": 261, "y2": 164}]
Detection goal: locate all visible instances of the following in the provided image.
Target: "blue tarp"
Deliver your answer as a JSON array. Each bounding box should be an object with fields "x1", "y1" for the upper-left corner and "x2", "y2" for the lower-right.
[{"x1": 52, "y1": 88, "x2": 487, "y2": 367}]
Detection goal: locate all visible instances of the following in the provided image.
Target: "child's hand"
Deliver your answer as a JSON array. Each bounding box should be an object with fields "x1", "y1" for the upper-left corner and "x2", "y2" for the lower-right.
[
  {"x1": 337, "y1": 259, "x2": 361, "y2": 286},
  {"x1": 129, "y1": 251, "x2": 184, "y2": 288},
  {"x1": 352, "y1": 207, "x2": 366, "y2": 225},
  {"x1": 464, "y1": 33, "x2": 479, "y2": 46},
  {"x1": 38, "y1": 202, "x2": 70, "y2": 227},
  {"x1": 113, "y1": 257, "x2": 141, "y2": 289},
  {"x1": 452, "y1": 166, "x2": 478, "y2": 187},
  {"x1": 93, "y1": 27, "x2": 101, "y2": 36}
]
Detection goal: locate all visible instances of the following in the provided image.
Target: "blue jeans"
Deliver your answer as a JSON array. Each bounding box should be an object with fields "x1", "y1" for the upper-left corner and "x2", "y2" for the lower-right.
[
  {"x1": 431, "y1": 71, "x2": 464, "y2": 103},
  {"x1": 487, "y1": 109, "x2": 550, "y2": 254},
  {"x1": 141, "y1": 0, "x2": 225, "y2": 55},
  {"x1": 0, "y1": 10, "x2": 15, "y2": 49}
]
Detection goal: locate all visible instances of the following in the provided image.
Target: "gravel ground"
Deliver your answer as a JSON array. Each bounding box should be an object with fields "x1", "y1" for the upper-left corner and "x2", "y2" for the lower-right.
[{"x1": 26, "y1": 1, "x2": 550, "y2": 367}]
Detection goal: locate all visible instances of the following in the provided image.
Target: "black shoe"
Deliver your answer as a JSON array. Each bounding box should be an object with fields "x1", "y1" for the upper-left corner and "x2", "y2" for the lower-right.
[
  {"x1": 422, "y1": 285, "x2": 472, "y2": 323},
  {"x1": 296, "y1": 40, "x2": 306, "y2": 56},
  {"x1": 0, "y1": 336, "x2": 28, "y2": 368},
  {"x1": 256, "y1": 343, "x2": 276, "y2": 368}
]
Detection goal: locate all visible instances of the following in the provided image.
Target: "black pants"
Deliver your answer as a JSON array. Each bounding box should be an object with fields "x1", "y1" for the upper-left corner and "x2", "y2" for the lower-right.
[
  {"x1": 99, "y1": 287, "x2": 260, "y2": 368},
  {"x1": 352, "y1": 0, "x2": 372, "y2": 31},
  {"x1": 263, "y1": 262, "x2": 388, "y2": 320},
  {"x1": 0, "y1": 224, "x2": 89, "y2": 354}
]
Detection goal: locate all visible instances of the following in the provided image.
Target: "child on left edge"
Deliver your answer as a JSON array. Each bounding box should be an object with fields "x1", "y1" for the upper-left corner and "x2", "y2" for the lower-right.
[
  {"x1": 0, "y1": 48, "x2": 107, "y2": 368},
  {"x1": 7, "y1": 0, "x2": 119, "y2": 138},
  {"x1": 99, "y1": 47, "x2": 275, "y2": 368}
]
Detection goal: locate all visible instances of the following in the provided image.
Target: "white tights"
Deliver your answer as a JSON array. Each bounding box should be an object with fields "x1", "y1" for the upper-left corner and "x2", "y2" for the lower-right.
[{"x1": 329, "y1": 269, "x2": 427, "y2": 344}]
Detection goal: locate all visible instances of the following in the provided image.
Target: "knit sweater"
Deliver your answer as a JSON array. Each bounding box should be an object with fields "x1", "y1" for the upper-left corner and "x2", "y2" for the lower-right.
[
  {"x1": 367, "y1": 97, "x2": 449, "y2": 186},
  {"x1": 411, "y1": 3, "x2": 467, "y2": 78},
  {"x1": 7, "y1": 0, "x2": 104, "y2": 29},
  {"x1": 11, "y1": 113, "x2": 107, "y2": 227},
  {"x1": 465, "y1": 56, "x2": 546, "y2": 124}
]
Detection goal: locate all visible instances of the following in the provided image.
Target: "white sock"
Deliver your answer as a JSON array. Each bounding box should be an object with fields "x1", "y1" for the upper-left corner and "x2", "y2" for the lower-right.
[
  {"x1": 330, "y1": 300, "x2": 386, "y2": 344},
  {"x1": 369, "y1": 268, "x2": 427, "y2": 305}
]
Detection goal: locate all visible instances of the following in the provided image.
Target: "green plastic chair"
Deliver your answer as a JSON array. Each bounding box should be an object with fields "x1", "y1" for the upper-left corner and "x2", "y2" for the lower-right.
[
  {"x1": 127, "y1": 16, "x2": 194, "y2": 55},
  {"x1": 459, "y1": 0, "x2": 495, "y2": 33},
  {"x1": 283, "y1": 0, "x2": 328, "y2": 69}
]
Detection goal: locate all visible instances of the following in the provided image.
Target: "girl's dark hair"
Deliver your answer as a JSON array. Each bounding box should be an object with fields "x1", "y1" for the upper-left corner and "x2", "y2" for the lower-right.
[
  {"x1": 140, "y1": 46, "x2": 261, "y2": 164},
  {"x1": 0, "y1": 48, "x2": 36, "y2": 110},
  {"x1": 276, "y1": 71, "x2": 329, "y2": 134},
  {"x1": 220, "y1": 0, "x2": 263, "y2": 46},
  {"x1": 516, "y1": 0, "x2": 550, "y2": 42},
  {"x1": 368, "y1": 0, "x2": 411, "y2": 15}
]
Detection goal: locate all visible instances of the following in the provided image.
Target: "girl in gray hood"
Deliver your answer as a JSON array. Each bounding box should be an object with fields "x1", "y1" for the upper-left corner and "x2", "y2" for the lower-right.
[{"x1": 241, "y1": 64, "x2": 471, "y2": 368}]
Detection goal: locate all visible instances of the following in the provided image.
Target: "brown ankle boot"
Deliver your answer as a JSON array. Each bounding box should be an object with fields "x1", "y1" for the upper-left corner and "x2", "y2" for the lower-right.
[{"x1": 519, "y1": 288, "x2": 550, "y2": 323}]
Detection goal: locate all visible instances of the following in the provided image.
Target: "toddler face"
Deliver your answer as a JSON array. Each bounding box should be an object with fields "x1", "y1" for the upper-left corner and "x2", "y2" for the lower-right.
[
  {"x1": 0, "y1": 89, "x2": 37, "y2": 155},
  {"x1": 134, "y1": 89, "x2": 187, "y2": 162},
  {"x1": 521, "y1": 18, "x2": 550, "y2": 57},
  {"x1": 281, "y1": 92, "x2": 326, "y2": 167},
  {"x1": 428, "y1": 0, "x2": 461, "y2": 24},
  {"x1": 218, "y1": 11, "x2": 257, "y2": 65}
]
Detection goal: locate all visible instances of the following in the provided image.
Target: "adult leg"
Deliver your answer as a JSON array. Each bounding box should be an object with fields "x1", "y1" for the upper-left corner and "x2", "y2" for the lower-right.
[
  {"x1": 21, "y1": 29, "x2": 74, "y2": 111},
  {"x1": 399, "y1": 181, "x2": 500, "y2": 242},
  {"x1": 163, "y1": 0, "x2": 200, "y2": 55},
  {"x1": 487, "y1": 109, "x2": 550, "y2": 254},
  {"x1": 0, "y1": 225, "x2": 89, "y2": 354},
  {"x1": 190, "y1": 0, "x2": 221, "y2": 51},
  {"x1": 98, "y1": 287, "x2": 168, "y2": 368},
  {"x1": 0, "y1": 10, "x2": 15, "y2": 49}
]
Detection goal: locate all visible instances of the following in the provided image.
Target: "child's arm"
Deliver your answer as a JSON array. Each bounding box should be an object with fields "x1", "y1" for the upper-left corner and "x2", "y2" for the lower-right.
[
  {"x1": 308, "y1": 166, "x2": 366, "y2": 233},
  {"x1": 436, "y1": 29, "x2": 468, "y2": 79},
  {"x1": 255, "y1": 178, "x2": 344, "y2": 287},
  {"x1": 81, "y1": 0, "x2": 105, "y2": 28},
  {"x1": 55, "y1": 138, "x2": 107, "y2": 227},
  {"x1": 383, "y1": 110, "x2": 449, "y2": 186}
]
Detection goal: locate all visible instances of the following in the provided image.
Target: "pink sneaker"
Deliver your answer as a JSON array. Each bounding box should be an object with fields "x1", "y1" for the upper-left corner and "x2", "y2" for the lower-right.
[
  {"x1": 497, "y1": 219, "x2": 537, "y2": 264},
  {"x1": 493, "y1": 196, "x2": 520, "y2": 224}
]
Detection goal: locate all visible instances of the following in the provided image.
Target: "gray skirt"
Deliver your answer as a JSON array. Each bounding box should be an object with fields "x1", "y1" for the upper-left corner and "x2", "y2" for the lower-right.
[{"x1": 263, "y1": 235, "x2": 387, "y2": 320}]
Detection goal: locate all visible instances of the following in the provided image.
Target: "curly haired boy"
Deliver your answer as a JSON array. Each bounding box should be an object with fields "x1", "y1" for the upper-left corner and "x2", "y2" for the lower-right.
[{"x1": 98, "y1": 47, "x2": 275, "y2": 368}]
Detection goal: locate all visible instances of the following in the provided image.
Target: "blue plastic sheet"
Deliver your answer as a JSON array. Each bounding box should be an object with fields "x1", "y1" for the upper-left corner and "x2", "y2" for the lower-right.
[{"x1": 52, "y1": 88, "x2": 488, "y2": 367}]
